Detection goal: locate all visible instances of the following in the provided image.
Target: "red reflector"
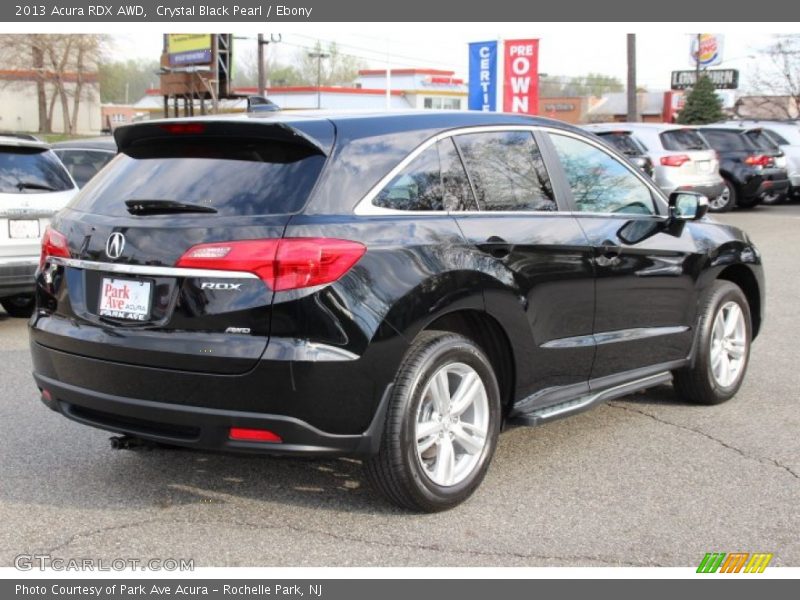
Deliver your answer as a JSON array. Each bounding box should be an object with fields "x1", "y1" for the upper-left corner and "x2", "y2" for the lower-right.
[
  {"x1": 229, "y1": 427, "x2": 282, "y2": 443},
  {"x1": 159, "y1": 122, "x2": 206, "y2": 135},
  {"x1": 40, "y1": 225, "x2": 70, "y2": 270},
  {"x1": 660, "y1": 154, "x2": 691, "y2": 167},
  {"x1": 176, "y1": 238, "x2": 366, "y2": 292},
  {"x1": 41, "y1": 389, "x2": 53, "y2": 403}
]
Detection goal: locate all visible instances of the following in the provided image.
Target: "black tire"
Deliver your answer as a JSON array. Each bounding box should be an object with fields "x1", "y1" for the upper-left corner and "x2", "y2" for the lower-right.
[
  {"x1": 709, "y1": 179, "x2": 736, "y2": 213},
  {"x1": 760, "y1": 191, "x2": 785, "y2": 206},
  {"x1": 673, "y1": 281, "x2": 752, "y2": 405},
  {"x1": 1, "y1": 295, "x2": 35, "y2": 318},
  {"x1": 365, "y1": 330, "x2": 501, "y2": 512}
]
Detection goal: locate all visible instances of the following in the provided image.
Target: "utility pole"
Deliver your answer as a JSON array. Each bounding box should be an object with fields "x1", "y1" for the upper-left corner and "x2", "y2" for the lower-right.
[
  {"x1": 626, "y1": 33, "x2": 637, "y2": 122},
  {"x1": 695, "y1": 33, "x2": 702, "y2": 82},
  {"x1": 308, "y1": 50, "x2": 330, "y2": 109},
  {"x1": 257, "y1": 34, "x2": 268, "y2": 96}
]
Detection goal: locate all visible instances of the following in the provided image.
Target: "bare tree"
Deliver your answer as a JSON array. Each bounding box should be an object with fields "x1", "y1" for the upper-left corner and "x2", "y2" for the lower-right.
[
  {"x1": 0, "y1": 34, "x2": 104, "y2": 134},
  {"x1": 748, "y1": 35, "x2": 800, "y2": 119}
]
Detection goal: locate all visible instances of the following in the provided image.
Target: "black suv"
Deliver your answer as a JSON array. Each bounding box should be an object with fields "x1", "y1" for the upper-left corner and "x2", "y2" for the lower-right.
[
  {"x1": 30, "y1": 112, "x2": 764, "y2": 511},
  {"x1": 696, "y1": 126, "x2": 790, "y2": 211}
]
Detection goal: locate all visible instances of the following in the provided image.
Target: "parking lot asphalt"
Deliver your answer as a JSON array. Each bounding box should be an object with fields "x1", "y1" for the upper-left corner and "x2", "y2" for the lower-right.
[{"x1": 1, "y1": 205, "x2": 798, "y2": 568}]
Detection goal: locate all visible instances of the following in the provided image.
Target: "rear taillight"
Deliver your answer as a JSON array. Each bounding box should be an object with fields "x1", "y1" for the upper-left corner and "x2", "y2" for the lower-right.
[
  {"x1": 744, "y1": 155, "x2": 772, "y2": 167},
  {"x1": 39, "y1": 225, "x2": 69, "y2": 270},
  {"x1": 176, "y1": 238, "x2": 366, "y2": 292},
  {"x1": 660, "y1": 154, "x2": 691, "y2": 167}
]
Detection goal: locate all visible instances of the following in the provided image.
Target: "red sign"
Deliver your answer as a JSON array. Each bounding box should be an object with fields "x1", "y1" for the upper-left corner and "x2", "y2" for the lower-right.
[{"x1": 503, "y1": 39, "x2": 539, "y2": 115}]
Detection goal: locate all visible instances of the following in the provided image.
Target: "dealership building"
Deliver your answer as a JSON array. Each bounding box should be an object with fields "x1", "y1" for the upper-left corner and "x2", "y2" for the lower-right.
[{"x1": 120, "y1": 68, "x2": 468, "y2": 123}]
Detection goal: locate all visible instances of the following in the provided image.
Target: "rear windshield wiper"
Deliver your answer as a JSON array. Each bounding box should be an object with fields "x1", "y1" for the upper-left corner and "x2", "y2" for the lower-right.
[
  {"x1": 125, "y1": 199, "x2": 218, "y2": 215},
  {"x1": 16, "y1": 181, "x2": 58, "y2": 192}
]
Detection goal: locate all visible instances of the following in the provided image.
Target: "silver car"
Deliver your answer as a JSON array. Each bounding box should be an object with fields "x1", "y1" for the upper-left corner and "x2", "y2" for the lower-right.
[
  {"x1": 723, "y1": 120, "x2": 800, "y2": 199},
  {"x1": 1, "y1": 134, "x2": 78, "y2": 317},
  {"x1": 584, "y1": 123, "x2": 725, "y2": 203}
]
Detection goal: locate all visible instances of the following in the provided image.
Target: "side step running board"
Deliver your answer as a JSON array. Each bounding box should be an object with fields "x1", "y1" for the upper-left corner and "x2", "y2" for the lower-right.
[{"x1": 509, "y1": 371, "x2": 672, "y2": 427}]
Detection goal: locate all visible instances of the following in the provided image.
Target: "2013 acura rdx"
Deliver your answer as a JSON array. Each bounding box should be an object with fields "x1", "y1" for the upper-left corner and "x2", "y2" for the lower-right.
[{"x1": 29, "y1": 111, "x2": 764, "y2": 511}]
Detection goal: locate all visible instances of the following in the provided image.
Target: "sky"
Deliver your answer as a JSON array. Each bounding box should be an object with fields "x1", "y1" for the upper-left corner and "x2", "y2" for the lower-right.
[{"x1": 111, "y1": 24, "x2": 782, "y2": 93}]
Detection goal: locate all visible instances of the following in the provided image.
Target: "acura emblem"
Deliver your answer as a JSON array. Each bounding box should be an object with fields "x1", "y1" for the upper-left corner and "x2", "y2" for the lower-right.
[{"x1": 105, "y1": 232, "x2": 126, "y2": 260}]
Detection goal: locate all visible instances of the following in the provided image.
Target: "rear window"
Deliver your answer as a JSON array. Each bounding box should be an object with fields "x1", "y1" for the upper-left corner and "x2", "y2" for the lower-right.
[
  {"x1": 0, "y1": 147, "x2": 74, "y2": 194},
  {"x1": 659, "y1": 129, "x2": 709, "y2": 151},
  {"x1": 762, "y1": 129, "x2": 790, "y2": 146},
  {"x1": 597, "y1": 132, "x2": 645, "y2": 156},
  {"x1": 699, "y1": 130, "x2": 754, "y2": 152},
  {"x1": 68, "y1": 138, "x2": 326, "y2": 216}
]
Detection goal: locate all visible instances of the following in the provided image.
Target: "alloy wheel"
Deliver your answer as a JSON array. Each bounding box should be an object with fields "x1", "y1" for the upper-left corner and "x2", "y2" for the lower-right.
[
  {"x1": 414, "y1": 362, "x2": 490, "y2": 487},
  {"x1": 709, "y1": 301, "x2": 747, "y2": 388}
]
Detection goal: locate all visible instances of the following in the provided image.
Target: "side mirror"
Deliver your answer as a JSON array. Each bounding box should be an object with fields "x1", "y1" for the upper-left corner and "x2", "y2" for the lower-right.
[{"x1": 669, "y1": 191, "x2": 709, "y2": 221}]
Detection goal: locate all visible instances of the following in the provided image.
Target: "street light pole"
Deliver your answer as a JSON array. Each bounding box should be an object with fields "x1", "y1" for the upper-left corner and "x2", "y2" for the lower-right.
[
  {"x1": 307, "y1": 50, "x2": 330, "y2": 109},
  {"x1": 257, "y1": 34, "x2": 268, "y2": 97}
]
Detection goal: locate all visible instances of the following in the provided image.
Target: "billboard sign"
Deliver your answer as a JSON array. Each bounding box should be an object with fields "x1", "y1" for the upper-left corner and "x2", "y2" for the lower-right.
[
  {"x1": 671, "y1": 69, "x2": 739, "y2": 90},
  {"x1": 468, "y1": 41, "x2": 498, "y2": 111},
  {"x1": 167, "y1": 34, "x2": 212, "y2": 67},
  {"x1": 690, "y1": 34, "x2": 724, "y2": 67},
  {"x1": 502, "y1": 39, "x2": 539, "y2": 115}
]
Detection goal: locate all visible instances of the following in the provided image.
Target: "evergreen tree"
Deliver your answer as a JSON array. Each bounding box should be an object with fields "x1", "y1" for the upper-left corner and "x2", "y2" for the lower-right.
[{"x1": 677, "y1": 75, "x2": 725, "y2": 124}]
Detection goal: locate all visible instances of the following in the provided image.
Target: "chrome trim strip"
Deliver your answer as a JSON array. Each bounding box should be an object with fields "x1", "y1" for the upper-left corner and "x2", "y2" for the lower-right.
[
  {"x1": 51, "y1": 257, "x2": 259, "y2": 280},
  {"x1": 0, "y1": 257, "x2": 39, "y2": 267},
  {"x1": 542, "y1": 325, "x2": 689, "y2": 349},
  {"x1": 261, "y1": 338, "x2": 360, "y2": 362}
]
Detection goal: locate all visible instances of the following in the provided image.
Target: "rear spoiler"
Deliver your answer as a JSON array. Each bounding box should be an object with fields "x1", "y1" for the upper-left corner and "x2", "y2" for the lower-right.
[{"x1": 113, "y1": 118, "x2": 333, "y2": 156}]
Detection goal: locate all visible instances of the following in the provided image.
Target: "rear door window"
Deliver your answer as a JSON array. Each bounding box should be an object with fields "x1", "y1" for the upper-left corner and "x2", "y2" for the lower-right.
[
  {"x1": 374, "y1": 139, "x2": 476, "y2": 211},
  {"x1": 454, "y1": 130, "x2": 556, "y2": 211},
  {"x1": 0, "y1": 147, "x2": 74, "y2": 194},
  {"x1": 659, "y1": 129, "x2": 709, "y2": 151},
  {"x1": 68, "y1": 139, "x2": 326, "y2": 216}
]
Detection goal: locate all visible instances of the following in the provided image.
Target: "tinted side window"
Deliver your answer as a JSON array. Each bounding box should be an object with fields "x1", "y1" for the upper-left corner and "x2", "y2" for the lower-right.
[
  {"x1": 56, "y1": 150, "x2": 115, "y2": 187},
  {"x1": 454, "y1": 131, "x2": 555, "y2": 211},
  {"x1": 744, "y1": 130, "x2": 779, "y2": 152},
  {"x1": 549, "y1": 133, "x2": 656, "y2": 215},
  {"x1": 699, "y1": 130, "x2": 752, "y2": 152},
  {"x1": 374, "y1": 145, "x2": 443, "y2": 211},
  {"x1": 660, "y1": 129, "x2": 708, "y2": 151}
]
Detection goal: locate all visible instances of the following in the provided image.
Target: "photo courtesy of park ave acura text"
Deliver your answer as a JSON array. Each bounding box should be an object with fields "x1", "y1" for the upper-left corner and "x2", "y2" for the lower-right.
[{"x1": 0, "y1": 7, "x2": 799, "y2": 583}]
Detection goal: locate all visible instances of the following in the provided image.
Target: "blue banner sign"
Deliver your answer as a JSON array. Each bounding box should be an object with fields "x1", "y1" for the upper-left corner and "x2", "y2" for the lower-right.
[{"x1": 468, "y1": 41, "x2": 497, "y2": 111}]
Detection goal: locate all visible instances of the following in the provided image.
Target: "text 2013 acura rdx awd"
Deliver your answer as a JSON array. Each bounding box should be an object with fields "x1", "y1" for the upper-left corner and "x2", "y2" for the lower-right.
[{"x1": 30, "y1": 112, "x2": 764, "y2": 511}]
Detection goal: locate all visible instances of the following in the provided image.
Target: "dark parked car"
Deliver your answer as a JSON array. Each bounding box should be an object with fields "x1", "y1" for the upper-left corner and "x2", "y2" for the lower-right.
[
  {"x1": 584, "y1": 128, "x2": 654, "y2": 178},
  {"x1": 52, "y1": 137, "x2": 117, "y2": 188},
  {"x1": 31, "y1": 112, "x2": 764, "y2": 511},
  {"x1": 696, "y1": 126, "x2": 790, "y2": 211}
]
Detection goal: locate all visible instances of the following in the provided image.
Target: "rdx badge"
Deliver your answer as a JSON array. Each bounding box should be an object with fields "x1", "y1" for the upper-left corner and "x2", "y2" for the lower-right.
[{"x1": 200, "y1": 282, "x2": 242, "y2": 291}]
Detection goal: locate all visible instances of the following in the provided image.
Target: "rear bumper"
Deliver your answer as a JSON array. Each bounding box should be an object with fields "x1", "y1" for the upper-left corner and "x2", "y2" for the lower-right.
[
  {"x1": 0, "y1": 256, "x2": 37, "y2": 297},
  {"x1": 757, "y1": 178, "x2": 790, "y2": 197},
  {"x1": 675, "y1": 181, "x2": 726, "y2": 200},
  {"x1": 34, "y1": 371, "x2": 390, "y2": 456}
]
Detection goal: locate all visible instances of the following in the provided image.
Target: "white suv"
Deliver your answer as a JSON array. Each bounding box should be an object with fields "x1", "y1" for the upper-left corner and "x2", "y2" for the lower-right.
[
  {"x1": 1, "y1": 134, "x2": 78, "y2": 317},
  {"x1": 584, "y1": 123, "x2": 725, "y2": 204}
]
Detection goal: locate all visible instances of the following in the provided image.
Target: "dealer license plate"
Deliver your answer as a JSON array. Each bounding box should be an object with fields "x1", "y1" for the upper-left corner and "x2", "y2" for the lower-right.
[
  {"x1": 8, "y1": 219, "x2": 40, "y2": 239},
  {"x1": 98, "y1": 277, "x2": 152, "y2": 321}
]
